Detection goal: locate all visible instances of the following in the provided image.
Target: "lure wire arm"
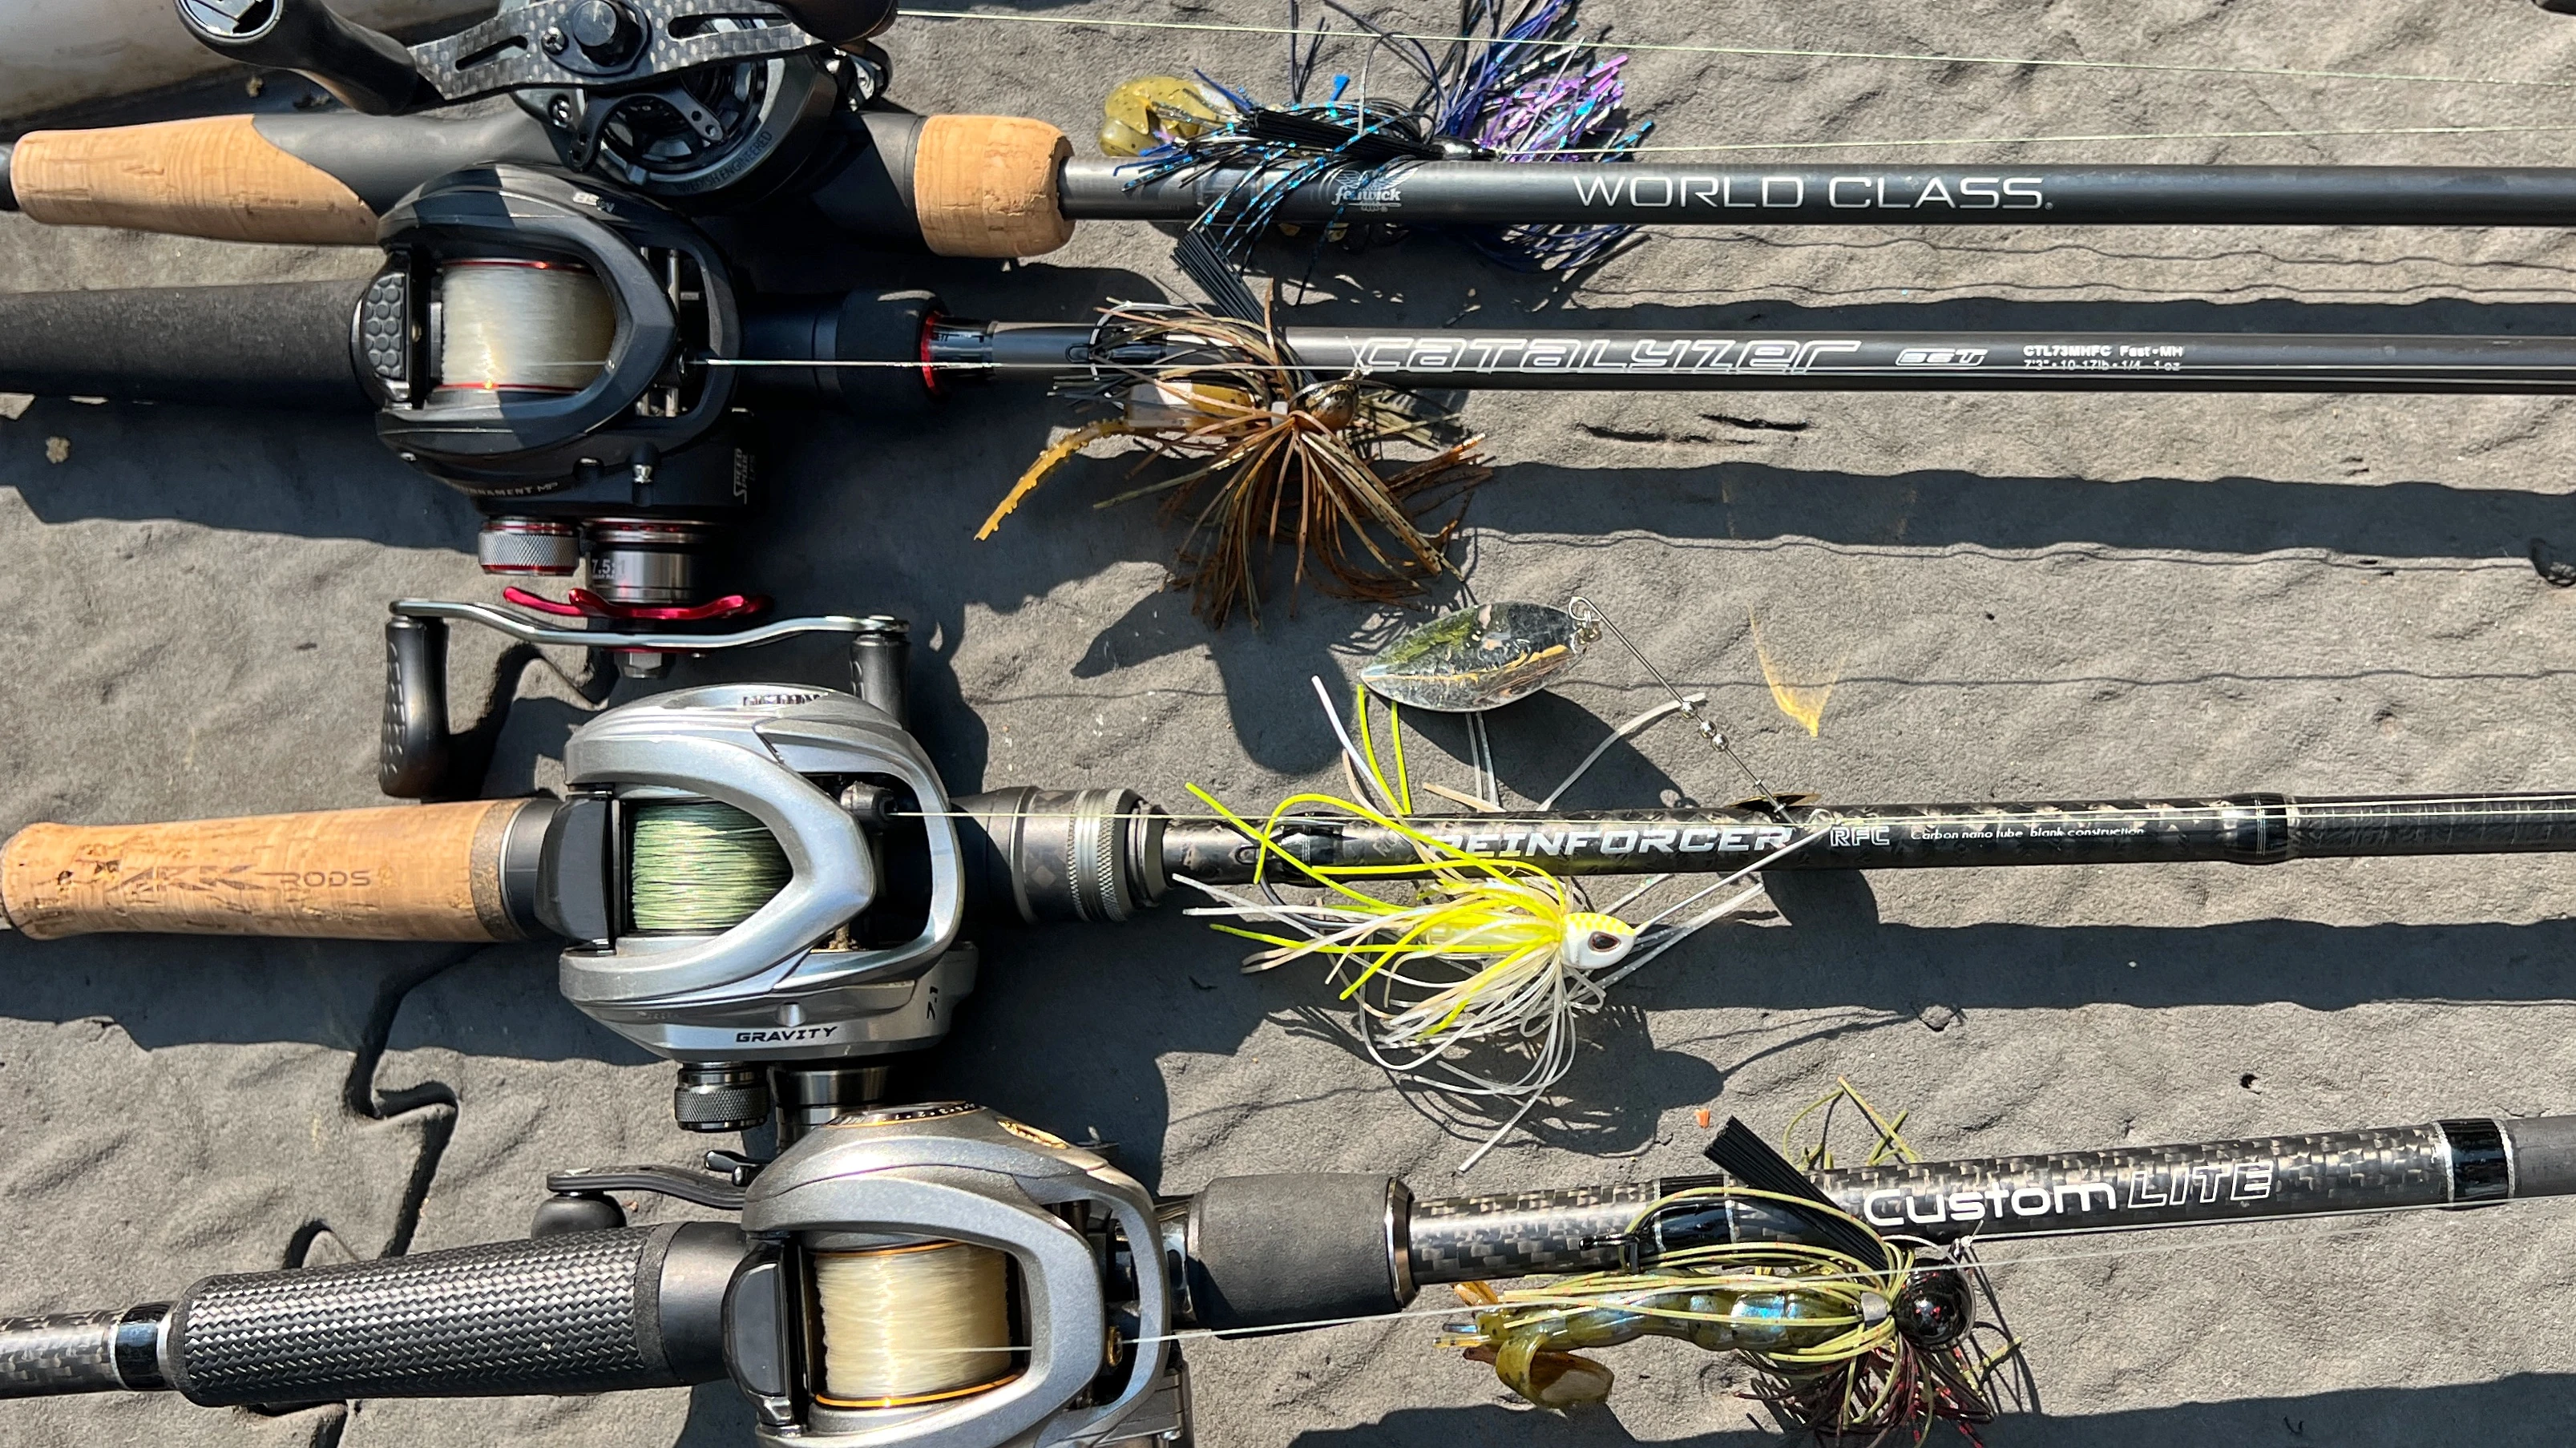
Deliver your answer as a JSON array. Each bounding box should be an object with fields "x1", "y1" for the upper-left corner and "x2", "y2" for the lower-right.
[{"x1": 1567, "y1": 595, "x2": 1784, "y2": 814}]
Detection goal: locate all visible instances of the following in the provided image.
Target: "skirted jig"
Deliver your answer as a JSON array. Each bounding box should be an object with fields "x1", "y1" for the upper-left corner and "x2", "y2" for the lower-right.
[
  {"x1": 973, "y1": 299, "x2": 1488, "y2": 627},
  {"x1": 1098, "y1": 0, "x2": 1653, "y2": 272}
]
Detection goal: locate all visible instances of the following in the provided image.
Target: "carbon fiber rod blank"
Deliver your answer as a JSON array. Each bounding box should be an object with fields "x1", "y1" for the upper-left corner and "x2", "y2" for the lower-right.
[
  {"x1": 1162, "y1": 792, "x2": 2576, "y2": 884},
  {"x1": 1402, "y1": 1115, "x2": 2576, "y2": 1284},
  {"x1": 1275, "y1": 329, "x2": 2576, "y2": 394},
  {"x1": 1056, "y1": 161, "x2": 2576, "y2": 228},
  {"x1": 947, "y1": 321, "x2": 2576, "y2": 396}
]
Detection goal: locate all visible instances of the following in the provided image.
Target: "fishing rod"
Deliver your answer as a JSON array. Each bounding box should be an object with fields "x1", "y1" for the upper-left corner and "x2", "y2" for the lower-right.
[
  {"x1": 10, "y1": 663, "x2": 2576, "y2": 1132},
  {"x1": 30, "y1": 6, "x2": 2576, "y2": 253},
  {"x1": 0, "y1": 0, "x2": 1654, "y2": 265},
  {"x1": 18, "y1": 241, "x2": 2576, "y2": 639},
  {"x1": 10, "y1": 6, "x2": 2576, "y2": 629},
  {"x1": 0, "y1": 1095, "x2": 2565, "y2": 1442}
]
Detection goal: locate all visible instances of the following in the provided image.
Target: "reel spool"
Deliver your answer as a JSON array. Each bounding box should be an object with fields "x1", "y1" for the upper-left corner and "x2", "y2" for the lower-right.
[
  {"x1": 809, "y1": 1240, "x2": 1018, "y2": 1410},
  {"x1": 732, "y1": 1103, "x2": 1181, "y2": 1447},
  {"x1": 432, "y1": 259, "x2": 619, "y2": 401},
  {"x1": 630, "y1": 801, "x2": 794, "y2": 933}
]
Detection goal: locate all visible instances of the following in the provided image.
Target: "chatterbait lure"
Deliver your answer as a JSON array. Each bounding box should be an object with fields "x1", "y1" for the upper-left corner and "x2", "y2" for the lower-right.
[{"x1": 1445, "y1": 1082, "x2": 2021, "y2": 1441}]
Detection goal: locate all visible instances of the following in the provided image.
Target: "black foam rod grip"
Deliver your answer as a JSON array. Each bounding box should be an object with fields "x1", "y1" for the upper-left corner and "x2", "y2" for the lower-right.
[
  {"x1": 168, "y1": 1224, "x2": 744, "y2": 1406},
  {"x1": 0, "y1": 281, "x2": 373, "y2": 410},
  {"x1": 1185, "y1": 1174, "x2": 1409, "y2": 1330}
]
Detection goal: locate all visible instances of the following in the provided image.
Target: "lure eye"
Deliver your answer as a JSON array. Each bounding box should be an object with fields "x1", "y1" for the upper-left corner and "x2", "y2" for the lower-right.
[
  {"x1": 1890, "y1": 1267, "x2": 1975, "y2": 1349},
  {"x1": 1588, "y1": 930, "x2": 1621, "y2": 953}
]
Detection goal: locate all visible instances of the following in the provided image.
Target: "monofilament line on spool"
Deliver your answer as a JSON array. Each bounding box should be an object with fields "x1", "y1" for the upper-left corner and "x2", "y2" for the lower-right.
[
  {"x1": 433, "y1": 258, "x2": 616, "y2": 401},
  {"x1": 813, "y1": 1240, "x2": 1021, "y2": 1408}
]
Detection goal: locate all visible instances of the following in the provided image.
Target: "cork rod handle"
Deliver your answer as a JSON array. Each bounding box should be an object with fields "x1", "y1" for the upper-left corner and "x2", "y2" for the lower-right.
[
  {"x1": 10, "y1": 116, "x2": 378, "y2": 246},
  {"x1": 910, "y1": 115, "x2": 1076, "y2": 259},
  {"x1": 0, "y1": 799, "x2": 539, "y2": 942}
]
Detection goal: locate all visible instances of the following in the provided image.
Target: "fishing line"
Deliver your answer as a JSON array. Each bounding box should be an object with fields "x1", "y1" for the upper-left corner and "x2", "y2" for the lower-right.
[
  {"x1": 793, "y1": 1201, "x2": 2458, "y2": 1363},
  {"x1": 1540, "y1": 122, "x2": 2576, "y2": 153},
  {"x1": 1536, "y1": 693, "x2": 1707, "y2": 809},
  {"x1": 707, "y1": 358, "x2": 2576, "y2": 389},
  {"x1": 894, "y1": 7, "x2": 2576, "y2": 93},
  {"x1": 1106, "y1": 1214, "x2": 2416, "y2": 1350},
  {"x1": 435, "y1": 260, "x2": 616, "y2": 398},
  {"x1": 875, "y1": 1211, "x2": 2417, "y2": 1361},
  {"x1": 628, "y1": 801, "x2": 791, "y2": 932},
  {"x1": 881, "y1": 790, "x2": 2576, "y2": 829}
]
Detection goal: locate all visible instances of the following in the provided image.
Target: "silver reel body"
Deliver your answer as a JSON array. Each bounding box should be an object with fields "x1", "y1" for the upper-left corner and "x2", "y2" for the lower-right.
[
  {"x1": 557, "y1": 684, "x2": 968, "y2": 1064},
  {"x1": 730, "y1": 1103, "x2": 1185, "y2": 1448}
]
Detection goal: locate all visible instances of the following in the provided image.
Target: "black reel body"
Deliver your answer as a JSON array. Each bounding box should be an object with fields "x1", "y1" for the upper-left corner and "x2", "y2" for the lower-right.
[
  {"x1": 360, "y1": 165, "x2": 760, "y2": 606},
  {"x1": 364, "y1": 163, "x2": 742, "y2": 492},
  {"x1": 180, "y1": 0, "x2": 896, "y2": 206}
]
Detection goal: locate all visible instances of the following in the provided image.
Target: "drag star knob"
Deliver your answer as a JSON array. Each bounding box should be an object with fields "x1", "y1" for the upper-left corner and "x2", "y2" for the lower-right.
[{"x1": 566, "y1": 0, "x2": 644, "y2": 67}]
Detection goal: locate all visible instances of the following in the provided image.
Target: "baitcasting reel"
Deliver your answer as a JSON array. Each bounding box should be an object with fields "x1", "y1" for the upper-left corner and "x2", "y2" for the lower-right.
[
  {"x1": 717, "y1": 1103, "x2": 1181, "y2": 1446},
  {"x1": 178, "y1": 0, "x2": 895, "y2": 196},
  {"x1": 347, "y1": 163, "x2": 936, "y2": 646},
  {"x1": 549, "y1": 676, "x2": 979, "y2": 1134},
  {"x1": 302, "y1": 159, "x2": 969, "y2": 616},
  {"x1": 363, "y1": 163, "x2": 753, "y2": 585},
  {"x1": 378, "y1": 609, "x2": 1171, "y2": 1138},
  {"x1": 0, "y1": 1103, "x2": 1194, "y2": 1448}
]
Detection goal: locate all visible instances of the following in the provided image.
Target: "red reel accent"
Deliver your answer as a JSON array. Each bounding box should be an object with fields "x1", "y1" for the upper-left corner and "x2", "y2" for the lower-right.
[{"x1": 501, "y1": 586, "x2": 772, "y2": 623}]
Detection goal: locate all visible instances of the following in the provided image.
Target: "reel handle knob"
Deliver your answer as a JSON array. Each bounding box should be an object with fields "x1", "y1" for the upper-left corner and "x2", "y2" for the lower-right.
[
  {"x1": 851, "y1": 615, "x2": 908, "y2": 727},
  {"x1": 381, "y1": 615, "x2": 453, "y2": 801},
  {"x1": 530, "y1": 1191, "x2": 628, "y2": 1236},
  {"x1": 175, "y1": 0, "x2": 434, "y2": 116},
  {"x1": 773, "y1": 0, "x2": 899, "y2": 47}
]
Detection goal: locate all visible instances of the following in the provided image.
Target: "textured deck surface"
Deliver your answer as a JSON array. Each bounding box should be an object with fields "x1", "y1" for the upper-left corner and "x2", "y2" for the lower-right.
[{"x1": 4, "y1": 2, "x2": 2576, "y2": 1444}]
